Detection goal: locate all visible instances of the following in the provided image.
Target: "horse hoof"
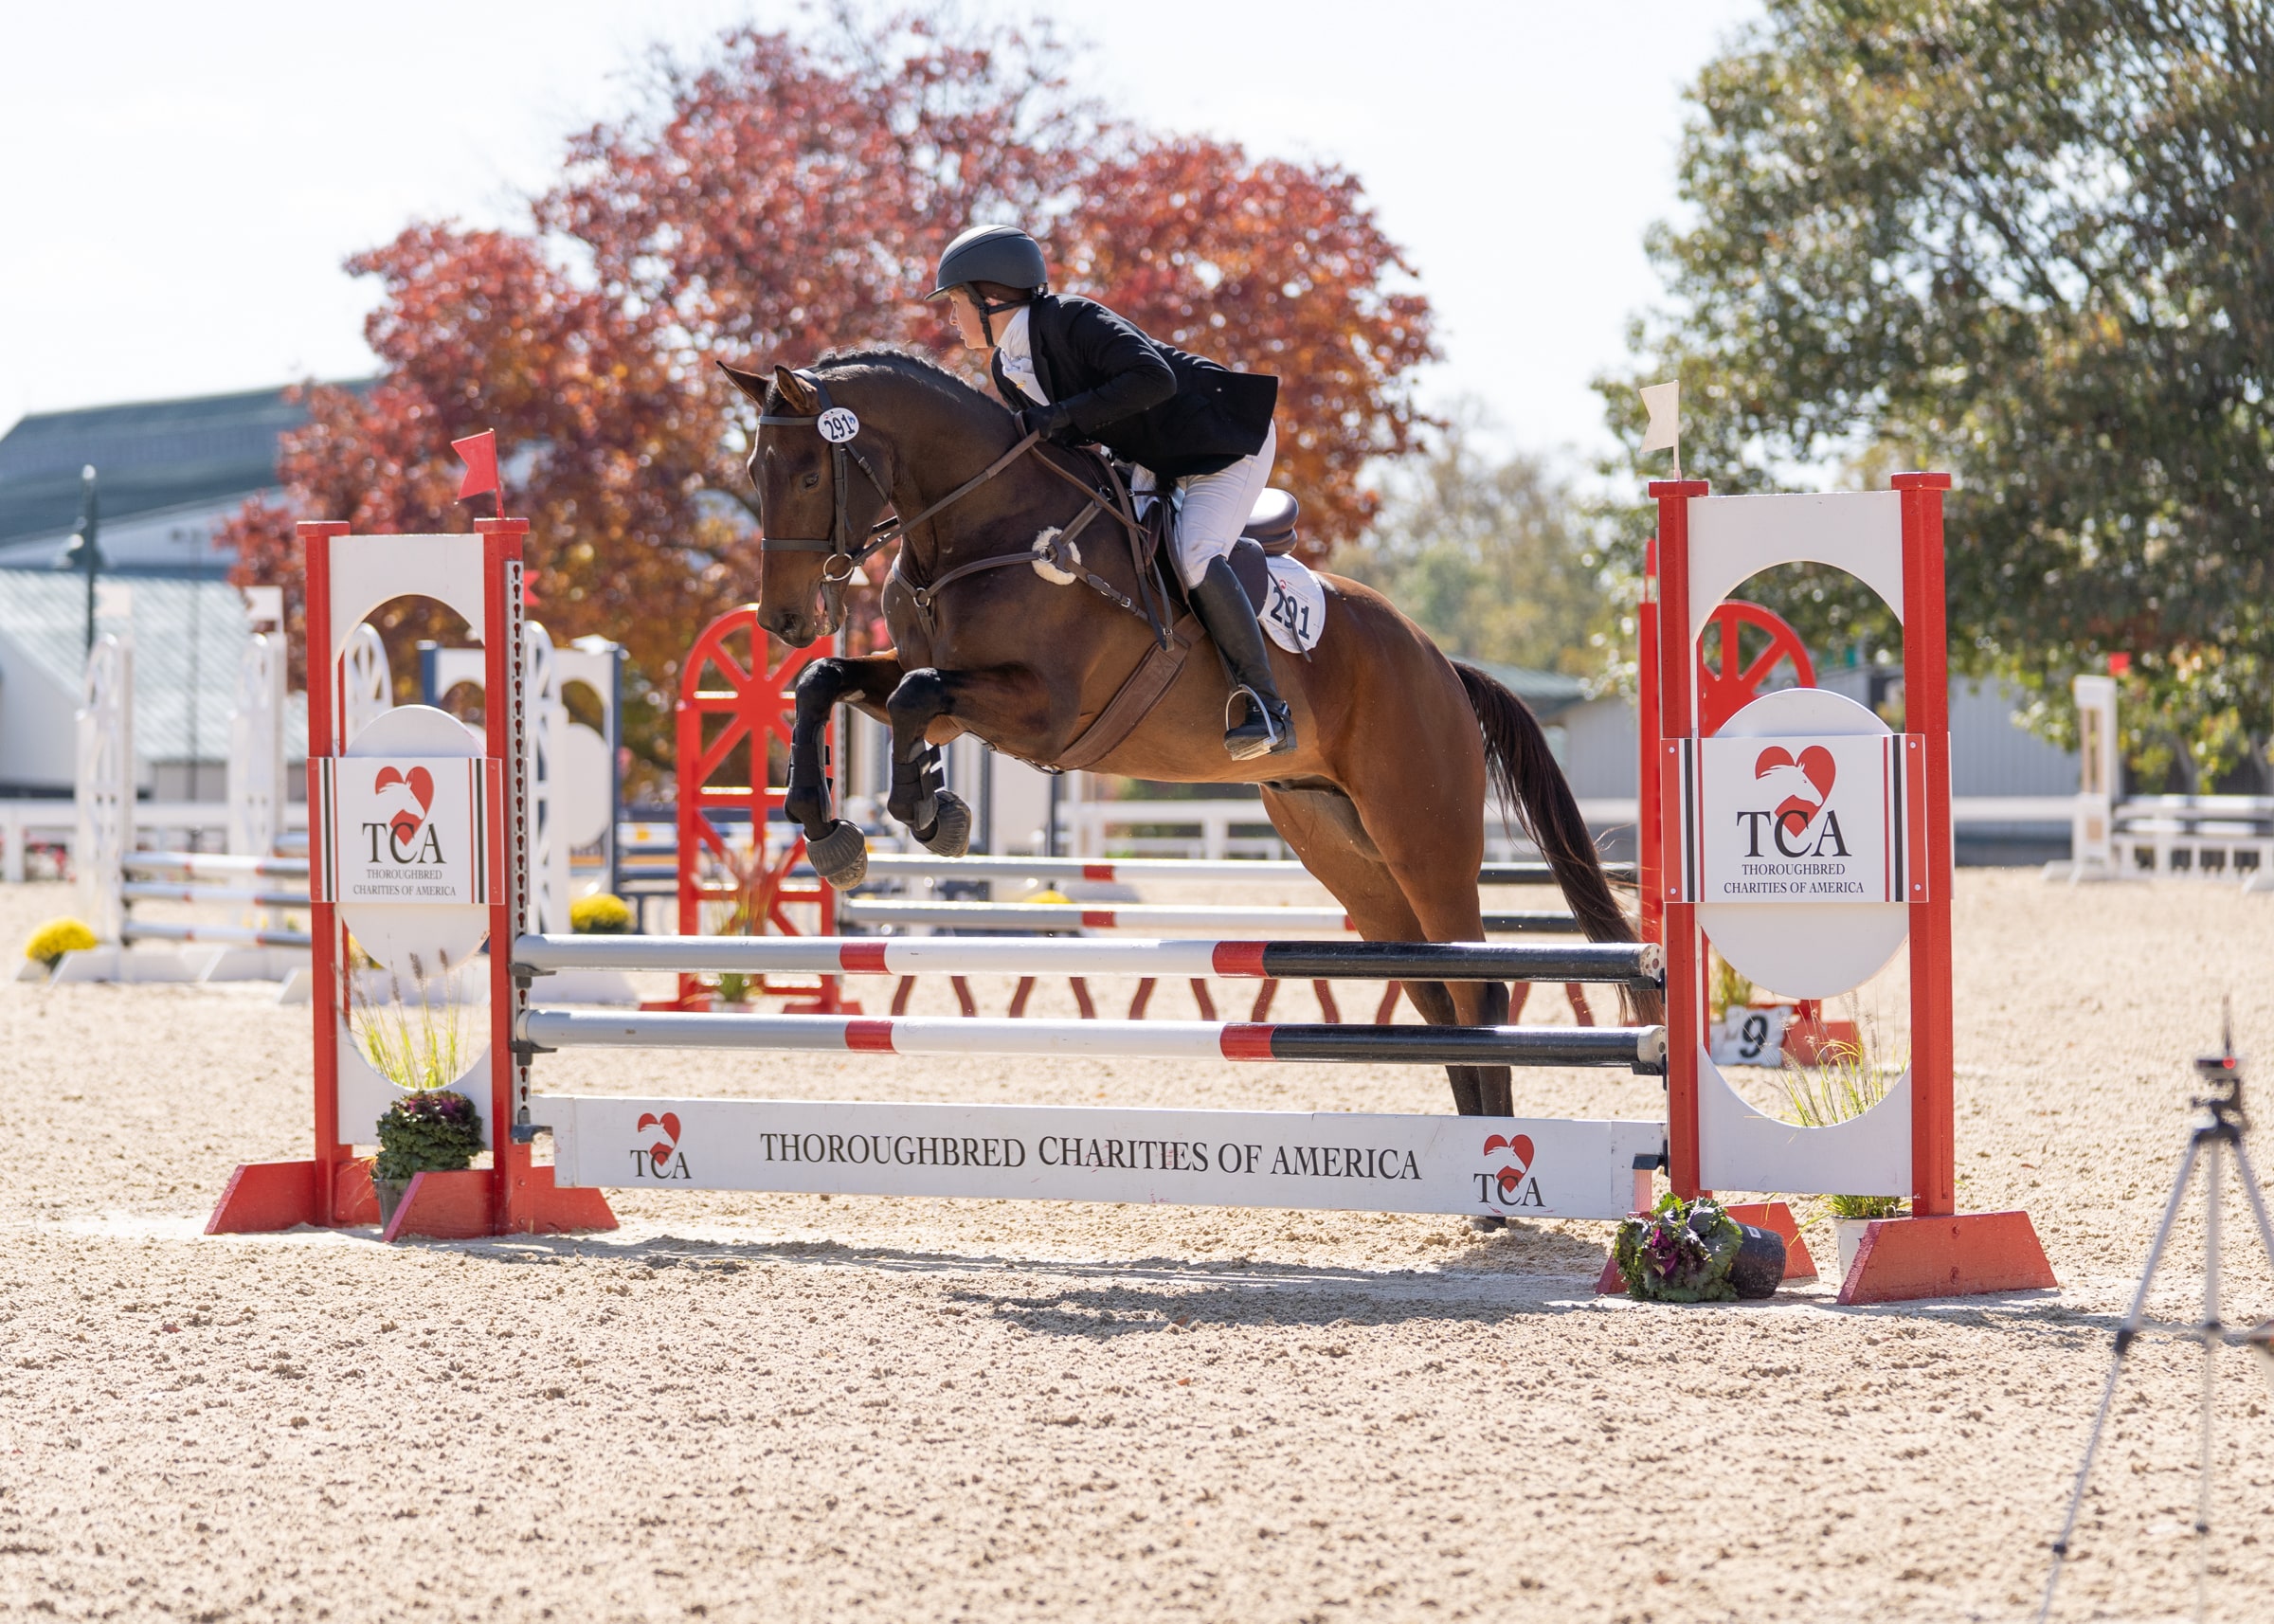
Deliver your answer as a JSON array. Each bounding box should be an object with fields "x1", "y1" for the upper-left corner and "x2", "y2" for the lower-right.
[
  {"x1": 1469, "y1": 1215, "x2": 1508, "y2": 1234},
  {"x1": 915, "y1": 790, "x2": 972, "y2": 858},
  {"x1": 805, "y1": 820, "x2": 870, "y2": 889}
]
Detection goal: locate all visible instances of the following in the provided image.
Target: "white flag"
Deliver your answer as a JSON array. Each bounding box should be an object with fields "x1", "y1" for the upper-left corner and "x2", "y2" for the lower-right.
[{"x1": 1637, "y1": 380, "x2": 1681, "y2": 455}]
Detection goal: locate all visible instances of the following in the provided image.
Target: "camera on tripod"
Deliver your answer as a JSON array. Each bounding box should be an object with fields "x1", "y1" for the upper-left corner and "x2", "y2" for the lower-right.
[
  {"x1": 2040, "y1": 1002, "x2": 2274, "y2": 1623},
  {"x1": 2193, "y1": 1024, "x2": 2245, "y2": 1124}
]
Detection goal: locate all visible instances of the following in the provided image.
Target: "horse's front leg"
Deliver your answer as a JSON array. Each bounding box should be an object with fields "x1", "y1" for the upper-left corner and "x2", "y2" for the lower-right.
[
  {"x1": 787, "y1": 653, "x2": 903, "y2": 888},
  {"x1": 884, "y1": 666, "x2": 1049, "y2": 855}
]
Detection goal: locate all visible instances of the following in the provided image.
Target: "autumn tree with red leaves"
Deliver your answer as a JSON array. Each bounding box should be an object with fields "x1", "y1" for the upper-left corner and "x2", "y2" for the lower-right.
[{"x1": 224, "y1": 7, "x2": 1433, "y2": 785}]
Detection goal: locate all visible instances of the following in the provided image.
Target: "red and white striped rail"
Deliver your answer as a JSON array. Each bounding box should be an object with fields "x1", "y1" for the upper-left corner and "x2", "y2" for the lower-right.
[
  {"x1": 832, "y1": 899, "x2": 1580, "y2": 933},
  {"x1": 514, "y1": 932, "x2": 1661, "y2": 986},
  {"x1": 518, "y1": 1007, "x2": 1667, "y2": 1071}
]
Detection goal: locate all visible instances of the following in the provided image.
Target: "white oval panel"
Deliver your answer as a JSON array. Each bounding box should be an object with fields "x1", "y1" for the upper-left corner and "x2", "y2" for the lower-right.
[
  {"x1": 1696, "y1": 685, "x2": 1910, "y2": 999},
  {"x1": 338, "y1": 704, "x2": 490, "y2": 983}
]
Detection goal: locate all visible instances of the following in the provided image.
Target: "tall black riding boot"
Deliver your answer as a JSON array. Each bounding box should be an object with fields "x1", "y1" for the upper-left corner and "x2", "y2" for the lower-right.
[{"x1": 1190, "y1": 556, "x2": 1295, "y2": 760}]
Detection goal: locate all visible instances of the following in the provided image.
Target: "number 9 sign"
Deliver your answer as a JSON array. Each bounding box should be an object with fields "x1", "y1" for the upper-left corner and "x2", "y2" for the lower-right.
[{"x1": 817, "y1": 406, "x2": 860, "y2": 444}]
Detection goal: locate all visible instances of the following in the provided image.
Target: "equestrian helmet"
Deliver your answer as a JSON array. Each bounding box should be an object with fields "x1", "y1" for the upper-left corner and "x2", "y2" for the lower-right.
[{"x1": 926, "y1": 224, "x2": 1048, "y2": 300}]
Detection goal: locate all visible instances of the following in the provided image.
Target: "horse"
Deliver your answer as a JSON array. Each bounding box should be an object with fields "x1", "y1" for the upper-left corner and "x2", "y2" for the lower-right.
[{"x1": 718, "y1": 349, "x2": 1654, "y2": 1119}]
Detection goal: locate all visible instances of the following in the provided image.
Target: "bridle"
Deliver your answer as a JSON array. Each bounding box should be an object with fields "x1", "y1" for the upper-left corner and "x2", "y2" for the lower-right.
[
  {"x1": 755, "y1": 363, "x2": 1167, "y2": 642},
  {"x1": 755, "y1": 369, "x2": 902, "y2": 588}
]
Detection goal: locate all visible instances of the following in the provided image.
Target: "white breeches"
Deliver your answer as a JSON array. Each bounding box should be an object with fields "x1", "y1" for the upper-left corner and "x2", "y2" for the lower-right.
[{"x1": 1135, "y1": 422, "x2": 1277, "y2": 588}]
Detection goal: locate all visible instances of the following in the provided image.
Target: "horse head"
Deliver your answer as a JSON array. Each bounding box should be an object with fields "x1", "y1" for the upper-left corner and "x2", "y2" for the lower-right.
[{"x1": 719, "y1": 360, "x2": 897, "y2": 648}]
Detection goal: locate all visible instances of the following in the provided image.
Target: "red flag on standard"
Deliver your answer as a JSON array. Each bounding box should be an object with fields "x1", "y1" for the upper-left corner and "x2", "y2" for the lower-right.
[{"x1": 451, "y1": 430, "x2": 500, "y2": 501}]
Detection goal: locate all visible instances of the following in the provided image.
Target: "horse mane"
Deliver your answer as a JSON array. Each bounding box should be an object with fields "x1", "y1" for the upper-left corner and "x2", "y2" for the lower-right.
[{"x1": 766, "y1": 346, "x2": 1002, "y2": 420}]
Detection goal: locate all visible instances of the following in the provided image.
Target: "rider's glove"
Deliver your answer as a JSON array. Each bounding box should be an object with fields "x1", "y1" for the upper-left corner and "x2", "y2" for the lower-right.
[{"x1": 1018, "y1": 401, "x2": 1074, "y2": 442}]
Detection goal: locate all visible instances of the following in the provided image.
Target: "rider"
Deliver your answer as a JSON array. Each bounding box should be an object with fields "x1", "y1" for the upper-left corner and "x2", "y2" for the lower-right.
[{"x1": 926, "y1": 223, "x2": 1295, "y2": 760}]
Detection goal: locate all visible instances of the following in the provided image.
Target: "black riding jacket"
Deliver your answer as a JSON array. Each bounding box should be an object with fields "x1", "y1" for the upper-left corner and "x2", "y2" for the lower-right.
[{"x1": 987, "y1": 294, "x2": 1278, "y2": 479}]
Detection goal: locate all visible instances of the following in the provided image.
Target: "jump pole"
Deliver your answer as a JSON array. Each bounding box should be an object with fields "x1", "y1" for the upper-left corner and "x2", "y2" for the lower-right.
[
  {"x1": 514, "y1": 932, "x2": 1663, "y2": 985},
  {"x1": 831, "y1": 899, "x2": 1581, "y2": 934},
  {"x1": 1644, "y1": 475, "x2": 2052, "y2": 1304},
  {"x1": 845, "y1": 854, "x2": 1637, "y2": 887}
]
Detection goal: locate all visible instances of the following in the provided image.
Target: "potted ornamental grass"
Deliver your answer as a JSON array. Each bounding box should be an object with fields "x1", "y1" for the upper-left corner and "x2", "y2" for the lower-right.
[
  {"x1": 352, "y1": 957, "x2": 481, "y2": 1227},
  {"x1": 1778, "y1": 1032, "x2": 1910, "y2": 1276}
]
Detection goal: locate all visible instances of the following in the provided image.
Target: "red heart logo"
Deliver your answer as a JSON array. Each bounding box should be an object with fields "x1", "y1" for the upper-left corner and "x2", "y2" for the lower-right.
[
  {"x1": 374, "y1": 765, "x2": 439, "y2": 847},
  {"x1": 1482, "y1": 1132, "x2": 1534, "y2": 1200},
  {"x1": 1756, "y1": 744, "x2": 1836, "y2": 830},
  {"x1": 637, "y1": 1111, "x2": 681, "y2": 1164}
]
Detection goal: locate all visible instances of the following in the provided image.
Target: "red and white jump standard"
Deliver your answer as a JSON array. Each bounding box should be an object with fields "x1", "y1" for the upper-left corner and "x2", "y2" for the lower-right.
[
  {"x1": 208, "y1": 518, "x2": 615, "y2": 1241},
  {"x1": 1642, "y1": 475, "x2": 2053, "y2": 1304}
]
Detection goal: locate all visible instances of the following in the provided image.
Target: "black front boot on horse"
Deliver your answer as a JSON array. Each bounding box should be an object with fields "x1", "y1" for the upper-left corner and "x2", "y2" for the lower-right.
[
  {"x1": 1191, "y1": 556, "x2": 1295, "y2": 760},
  {"x1": 893, "y1": 741, "x2": 973, "y2": 857}
]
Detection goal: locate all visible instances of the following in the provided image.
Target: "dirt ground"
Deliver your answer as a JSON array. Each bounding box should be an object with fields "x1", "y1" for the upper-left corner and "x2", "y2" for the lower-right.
[{"x1": 4, "y1": 870, "x2": 2272, "y2": 1623}]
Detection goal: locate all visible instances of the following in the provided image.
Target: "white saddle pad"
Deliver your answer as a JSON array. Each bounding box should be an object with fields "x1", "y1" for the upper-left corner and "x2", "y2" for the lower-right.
[{"x1": 1259, "y1": 555, "x2": 1326, "y2": 654}]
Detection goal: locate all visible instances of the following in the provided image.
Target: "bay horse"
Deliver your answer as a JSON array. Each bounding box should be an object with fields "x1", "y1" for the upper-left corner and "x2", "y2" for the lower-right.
[{"x1": 719, "y1": 350, "x2": 1652, "y2": 1118}]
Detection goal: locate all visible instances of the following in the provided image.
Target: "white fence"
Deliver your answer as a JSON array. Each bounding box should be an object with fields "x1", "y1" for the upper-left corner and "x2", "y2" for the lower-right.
[
  {"x1": 1063, "y1": 794, "x2": 2074, "y2": 863},
  {"x1": 2, "y1": 800, "x2": 310, "y2": 884},
  {"x1": 2, "y1": 794, "x2": 2079, "y2": 884}
]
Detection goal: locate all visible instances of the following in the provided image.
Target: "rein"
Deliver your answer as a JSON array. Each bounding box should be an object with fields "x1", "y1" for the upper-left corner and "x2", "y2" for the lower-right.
[{"x1": 760, "y1": 365, "x2": 1168, "y2": 644}]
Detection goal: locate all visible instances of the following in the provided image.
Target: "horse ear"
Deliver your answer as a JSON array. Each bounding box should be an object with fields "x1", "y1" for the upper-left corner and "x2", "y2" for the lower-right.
[
  {"x1": 770, "y1": 365, "x2": 821, "y2": 415},
  {"x1": 717, "y1": 361, "x2": 769, "y2": 405}
]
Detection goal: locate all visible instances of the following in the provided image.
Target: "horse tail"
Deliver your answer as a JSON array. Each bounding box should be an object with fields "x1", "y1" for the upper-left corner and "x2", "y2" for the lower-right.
[{"x1": 1453, "y1": 661, "x2": 1660, "y2": 1023}]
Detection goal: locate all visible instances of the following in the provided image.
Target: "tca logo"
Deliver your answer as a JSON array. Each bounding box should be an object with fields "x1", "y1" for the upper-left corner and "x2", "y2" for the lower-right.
[
  {"x1": 1737, "y1": 745, "x2": 1850, "y2": 859},
  {"x1": 631, "y1": 1111, "x2": 691, "y2": 1182},
  {"x1": 361, "y1": 765, "x2": 445, "y2": 865},
  {"x1": 1472, "y1": 1132, "x2": 1543, "y2": 1210}
]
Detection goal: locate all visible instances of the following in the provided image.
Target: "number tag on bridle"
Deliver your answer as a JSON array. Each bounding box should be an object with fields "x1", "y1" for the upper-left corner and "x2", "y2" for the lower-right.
[{"x1": 816, "y1": 406, "x2": 861, "y2": 443}]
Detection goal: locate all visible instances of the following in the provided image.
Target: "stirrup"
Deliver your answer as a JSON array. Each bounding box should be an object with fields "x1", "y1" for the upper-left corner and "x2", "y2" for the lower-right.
[{"x1": 1222, "y1": 687, "x2": 1293, "y2": 761}]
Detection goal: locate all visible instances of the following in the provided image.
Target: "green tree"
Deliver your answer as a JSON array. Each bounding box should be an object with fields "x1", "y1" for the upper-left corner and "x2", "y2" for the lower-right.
[
  {"x1": 1333, "y1": 409, "x2": 1615, "y2": 679},
  {"x1": 1600, "y1": 0, "x2": 2274, "y2": 786}
]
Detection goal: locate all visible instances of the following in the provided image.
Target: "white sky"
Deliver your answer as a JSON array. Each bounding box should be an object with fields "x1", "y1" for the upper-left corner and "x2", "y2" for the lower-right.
[{"x1": 0, "y1": 0, "x2": 1760, "y2": 467}]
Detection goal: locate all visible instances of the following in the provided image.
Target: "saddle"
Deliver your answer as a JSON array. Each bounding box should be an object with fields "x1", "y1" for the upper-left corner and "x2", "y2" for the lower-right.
[
  {"x1": 1133, "y1": 482, "x2": 1300, "y2": 619},
  {"x1": 1131, "y1": 477, "x2": 1301, "y2": 568},
  {"x1": 1241, "y1": 488, "x2": 1301, "y2": 555},
  {"x1": 961, "y1": 447, "x2": 1303, "y2": 773}
]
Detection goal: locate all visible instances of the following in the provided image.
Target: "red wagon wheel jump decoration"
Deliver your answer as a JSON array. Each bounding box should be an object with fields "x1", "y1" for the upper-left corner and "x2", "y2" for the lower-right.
[
  {"x1": 659, "y1": 606, "x2": 855, "y2": 1013},
  {"x1": 1697, "y1": 600, "x2": 1817, "y2": 738}
]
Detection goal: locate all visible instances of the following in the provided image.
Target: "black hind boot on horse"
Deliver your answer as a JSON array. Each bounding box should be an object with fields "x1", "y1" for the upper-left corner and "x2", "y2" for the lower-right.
[{"x1": 1191, "y1": 556, "x2": 1295, "y2": 760}]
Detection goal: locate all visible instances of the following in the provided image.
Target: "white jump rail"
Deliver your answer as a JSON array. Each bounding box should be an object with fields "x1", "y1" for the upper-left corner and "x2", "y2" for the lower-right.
[
  {"x1": 123, "y1": 852, "x2": 311, "y2": 880},
  {"x1": 124, "y1": 920, "x2": 315, "y2": 948},
  {"x1": 518, "y1": 1007, "x2": 1666, "y2": 1070},
  {"x1": 120, "y1": 882, "x2": 309, "y2": 909}
]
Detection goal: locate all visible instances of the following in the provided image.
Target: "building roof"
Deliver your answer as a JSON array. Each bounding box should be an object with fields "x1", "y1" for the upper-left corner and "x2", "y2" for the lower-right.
[
  {"x1": 0, "y1": 568, "x2": 306, "y2": 764},
  {"x1": 0, "y1": 381, "x2": 366, "y2": 558},
  {"x1": 1462, "y1": 659, "x2": 1590, "y2": 723}
]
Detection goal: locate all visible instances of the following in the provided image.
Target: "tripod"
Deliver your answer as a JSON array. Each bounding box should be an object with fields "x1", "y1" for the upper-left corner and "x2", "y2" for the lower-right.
[{"x1": 2038, "y1": 1016, "x2": 2274, "y2": 1623}]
